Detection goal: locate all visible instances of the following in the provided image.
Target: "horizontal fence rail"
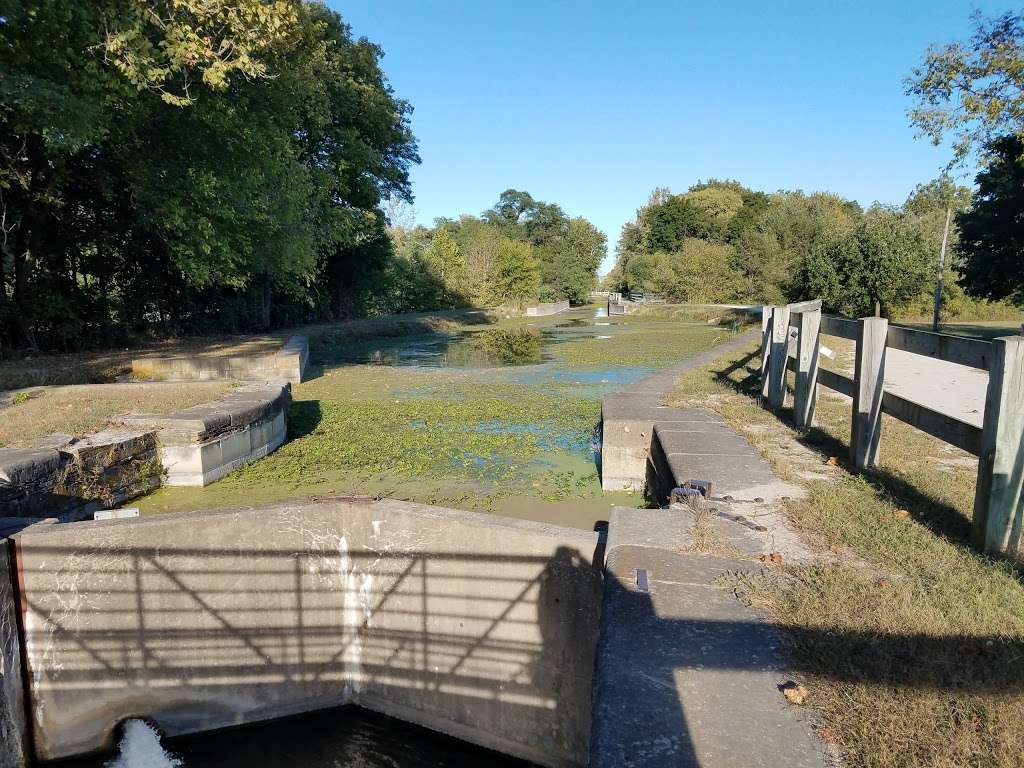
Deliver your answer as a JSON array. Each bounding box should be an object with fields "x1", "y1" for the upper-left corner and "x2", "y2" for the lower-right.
[{"x1": 761, "y1": 301, "x2": 1023, "y2": 560}]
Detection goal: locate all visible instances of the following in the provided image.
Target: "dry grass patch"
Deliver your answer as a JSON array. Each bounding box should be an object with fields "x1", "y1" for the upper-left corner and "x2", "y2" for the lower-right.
[
  {"x1": 0, "y1": 382, "x2": 232, "y2": 446},
  {"x1": 670, "y1": 342, "x2": 1024, "y2": 768}
]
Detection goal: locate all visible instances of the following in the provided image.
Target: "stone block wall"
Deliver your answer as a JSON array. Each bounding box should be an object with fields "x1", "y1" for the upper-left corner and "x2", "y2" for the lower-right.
[
  {"x1": 0, "y1": 432, "x2": 160, "y2": 520},
  {"x1": 116, "y1": 381, "x2": 290, "y2": 487},
  {"x1": 526, "y1": 300, "x2": 571, "y2": 317}
]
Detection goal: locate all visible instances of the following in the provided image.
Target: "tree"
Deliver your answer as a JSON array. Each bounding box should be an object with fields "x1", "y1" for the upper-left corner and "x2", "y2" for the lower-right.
[
  {"x1": 421, "y1": 228, "x2": 468, "y2": 307},
  {"x1": 905, "y1": 11, "x2": 1024, "y2": 165},
  {"x1": 802, "y1": 208, "x2": 932, "y2": 317},
  {"x1": 956, "y1": 136, "x2": 1024, "y2": 302},
  {"x1": 0, "y1": 1, "x2": 419, "y2": 347},
  {"x1": 492, "y1": 239, "x2": 540, "y2": 306}
]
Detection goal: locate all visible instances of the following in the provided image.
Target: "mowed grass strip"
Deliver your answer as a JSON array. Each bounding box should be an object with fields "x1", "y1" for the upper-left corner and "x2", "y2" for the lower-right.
[
  {"x1": 0, "y1": 382, "x2": 233, "y2": 446},
  {"x1": 669, "y1": 343, "x2": 1024, "y2": 768}
]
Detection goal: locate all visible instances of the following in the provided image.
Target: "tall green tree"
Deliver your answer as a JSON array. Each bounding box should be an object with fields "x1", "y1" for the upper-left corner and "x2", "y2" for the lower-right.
[
  {"x1": 956, "y1": 136, "x2": 1024, "y2": 302},
  {"x1": 493, "y1": 239, "x2": 540, "y2": 306},
  {"x1": 802, "y1": 208, "x2": 932, "y2": 317}
]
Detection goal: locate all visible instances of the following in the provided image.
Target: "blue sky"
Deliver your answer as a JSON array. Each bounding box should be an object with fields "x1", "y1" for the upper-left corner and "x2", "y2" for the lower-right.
[{"x1": 329, "y1": 1, "x2": 1014, "y2": 273}]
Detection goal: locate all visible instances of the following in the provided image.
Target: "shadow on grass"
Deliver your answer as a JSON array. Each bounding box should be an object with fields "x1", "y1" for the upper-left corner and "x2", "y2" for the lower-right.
[
  {"x1": 710, "y1": 349, "x2": 975, "y2": 547},
  {"x1": 288, "y1": 400, "x2": 323, "y2": 440}
]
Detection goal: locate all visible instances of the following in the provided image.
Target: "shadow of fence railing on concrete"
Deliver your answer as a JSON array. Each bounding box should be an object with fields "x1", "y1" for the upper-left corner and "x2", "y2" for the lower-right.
[
  {"x1": 759, "y1": 300, "x2": 1024, "y2": 559},
  {"x1": 12, "y1": 503, "x2": 601, "y2": 767}
]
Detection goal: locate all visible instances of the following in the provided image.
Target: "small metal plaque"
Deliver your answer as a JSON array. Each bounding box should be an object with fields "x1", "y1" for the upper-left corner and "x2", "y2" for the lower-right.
[
  {"x1": 635, "y1": 569, "x2": 650, "y2": 593},
  {"x1": 94, "y1": 508, "x2": 139, "y2": 521}
]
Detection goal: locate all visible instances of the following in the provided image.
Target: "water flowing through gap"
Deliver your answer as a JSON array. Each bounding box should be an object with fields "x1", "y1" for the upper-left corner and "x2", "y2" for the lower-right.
[{"x1": 81, "y1": 709, "x2": 535, "y2": 768}]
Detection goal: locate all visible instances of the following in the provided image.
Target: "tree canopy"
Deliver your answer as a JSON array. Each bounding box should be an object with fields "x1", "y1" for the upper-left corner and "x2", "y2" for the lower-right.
[
  {"x1": 0, "y1": 0, "x2": 418, "y2": 351},
  {"x1": 957, "y1": 136, "x2": 1024, "y2": 302},
  {"x1": 905, "y1": 10, "x2": 1024, "y2": 166}
]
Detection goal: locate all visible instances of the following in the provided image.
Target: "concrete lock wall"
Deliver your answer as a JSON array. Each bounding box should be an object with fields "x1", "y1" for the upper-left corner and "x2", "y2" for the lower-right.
[
  {"x1": 526, "y1": 300, "x2": 570, "y2": 317},
  {"x1": 1, "y1": 545, "x2": 29, "y2": 768},
  {"x1": 131, "y1": 335, "x2": 308, "y2": 385},
  {"x1": 13, "y1": 499, "x2": 603, "y2": 767}
]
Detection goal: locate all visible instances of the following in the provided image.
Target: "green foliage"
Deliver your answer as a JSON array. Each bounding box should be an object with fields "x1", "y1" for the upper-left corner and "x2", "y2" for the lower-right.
[
  {"x1": 420, "y1": 228, "x2": 469, "y2": 308},
  {"x1": 905, "y1": 11, "x2": 1024, "y2": 166},
  {"x1": 493, "y1": 239, "x2": 541, "y2": 307},
  {"x1": 0, "y1": 0, "x2": 418, "y2": 350},
  {"x1": 956, "y1": 136, "x2": 1024, "y2": 302},
  {"x1": 802, "y1": 208, "x2": 933, "y2": 317}
]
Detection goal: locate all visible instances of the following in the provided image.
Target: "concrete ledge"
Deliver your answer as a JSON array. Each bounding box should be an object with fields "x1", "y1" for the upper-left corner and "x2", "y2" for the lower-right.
[
  {"x1": 0, "y1": 432, "x2": 160, "y2": 520},
  {"x1": 13, "y1": 499, "x2": 602, "y2": 766},
  {"x1": 590, "y1": 507, "x2": 826, "y2": 768},
  {"x1": 526, "y1": 300, "x2": 570, "y2": 317},
  {"x1": 600, "y1": 330, "x2": 759, "y2": 493},
  {"x1": 116, "y1": 382, "x2": 291, "y2": 487},
  {"x1": 131, "y1": 334, "x2": 308, "y2": 384}
]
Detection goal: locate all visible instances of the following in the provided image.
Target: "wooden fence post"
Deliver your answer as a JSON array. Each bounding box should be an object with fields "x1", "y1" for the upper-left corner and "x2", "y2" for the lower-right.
[
  {"x1": 793, "y1": 307, "x2": 821, "y2": 428},
  {"x1": 972, "y1": 336, "x2": 1024, "y2": 556},
  {"x1": 760, "y1": 306, "x2": 773, "y2": 399},
  {"x1": 851, "y1": 316, "x2": 887, "y2": 469},
  {"x1": 768, "y1": 305, "x2": 791, "y2": 409}
]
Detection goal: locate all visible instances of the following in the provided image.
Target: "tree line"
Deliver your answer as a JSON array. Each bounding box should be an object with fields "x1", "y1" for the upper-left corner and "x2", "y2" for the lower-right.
[
  {"x1": 379, "y1": 189, "x2": 606, "y2": 315},
  {"x1": 609, "y1": 10, "x2": 1024, "y2": 320},
  {"x1": 0, "y1": 3, "x2": 604, "y2": 356}
]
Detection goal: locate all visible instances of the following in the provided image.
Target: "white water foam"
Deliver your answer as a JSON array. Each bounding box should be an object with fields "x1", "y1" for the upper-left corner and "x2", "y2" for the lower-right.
[{"x1": 105, "y1": 720, "x2": 181, "y2": 768}]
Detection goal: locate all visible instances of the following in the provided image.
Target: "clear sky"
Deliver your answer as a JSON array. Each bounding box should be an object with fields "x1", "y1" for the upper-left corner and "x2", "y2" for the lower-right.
[{"x1": 328, "y1": 1, "x2": 1015, "y2": 273}]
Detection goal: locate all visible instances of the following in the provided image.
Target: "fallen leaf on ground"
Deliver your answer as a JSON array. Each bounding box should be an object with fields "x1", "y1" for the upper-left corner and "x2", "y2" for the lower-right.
[
  {"x1": 759, "y1": 552, "x2": 784, "y2": 565},
  {"x1": 819, "y1": 726, "x2": 839, "y2": 743},
  {"x1": 781, "y1": 681, "x2": 809, "y2": 705},
  {"x1": 894, "y1": 509, "x2": 910, "y2": 518},
  {"x1": 825, "y1": 456, "x2": 838, "y2": 466}
]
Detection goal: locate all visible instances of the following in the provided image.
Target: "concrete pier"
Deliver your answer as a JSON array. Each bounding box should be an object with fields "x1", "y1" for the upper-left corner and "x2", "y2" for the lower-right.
[{"x1": 12, "y1": 499, "x2": 602, "y2": 767}]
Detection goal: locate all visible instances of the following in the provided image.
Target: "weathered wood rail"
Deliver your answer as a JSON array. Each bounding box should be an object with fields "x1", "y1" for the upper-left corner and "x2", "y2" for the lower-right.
[{"x1": 759, "y1": 301, "x2": 1024, "y2": 559}]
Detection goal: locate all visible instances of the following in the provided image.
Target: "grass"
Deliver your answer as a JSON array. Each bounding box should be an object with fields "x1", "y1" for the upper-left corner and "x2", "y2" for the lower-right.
[
  {"x1": 0, "y1": 382, "x2": 233, "y2": 446},
  {"x1": 668, "y1": 343, "x2": 1024, "y2": 768}
]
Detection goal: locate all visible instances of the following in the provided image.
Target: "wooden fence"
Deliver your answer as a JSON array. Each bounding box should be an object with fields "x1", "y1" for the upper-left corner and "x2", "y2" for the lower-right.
[{"x1": 759, "y1": 300, "x2": 1024, "y2": 559}]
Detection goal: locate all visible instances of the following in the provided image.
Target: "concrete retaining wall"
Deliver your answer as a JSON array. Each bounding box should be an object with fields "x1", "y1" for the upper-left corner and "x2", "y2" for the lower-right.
[
  {"x1": 526, "y1": 300, "x2": 570, "y2": 317},
  {"x1": 117, "y1": 382, "x2": 290, "y2": 487},
  {"x1": 1, "y1": 545, "x2": 28, "y2": 768},
  {"x1": 131, "y1": 334, "x2": 308, "y2": 384},
  {"x1": 1, "y1": 383, "x2": 291, "y2": 518},
  {"x1": 0, "y1": 432, "x2": 161, "y2": 520},
  {"x1": 13, "y1": 499, "x2": 602, "y2": 767}
]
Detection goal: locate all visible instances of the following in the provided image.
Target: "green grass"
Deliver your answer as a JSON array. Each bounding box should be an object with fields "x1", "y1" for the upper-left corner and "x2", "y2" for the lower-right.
[{"x1": 670, "y1": 343, "x2": 1024, "y2": 768}]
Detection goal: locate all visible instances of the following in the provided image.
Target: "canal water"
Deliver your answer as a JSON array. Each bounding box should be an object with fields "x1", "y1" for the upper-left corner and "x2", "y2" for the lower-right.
[{"x1": 61, "y1": 708, "x2": 532, "y2": 768}]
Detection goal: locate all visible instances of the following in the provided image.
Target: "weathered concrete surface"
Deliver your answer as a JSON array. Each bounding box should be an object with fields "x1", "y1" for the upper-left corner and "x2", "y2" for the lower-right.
[
  {"x1": 590, "y1": 507, "x2": 827, "y2": 768},
  {"x1": 526, "y1": 300, "x2": 571, "y2": 317},
  {"x1": 14, "y1": 499, "x2": 602, "y2": 767},
  {"x1": 131, "y1": 334, "x2": 308, "y2": 384},
  {"x1": 116, "y1": 382, "x2": 290, "y2": 486},
  {"x1": 601, "y1": 330, "x2": 760, "y2": 491},
  {"x1": 0, "y1": 432, "x2": 160, "y2": 520},
  {"x1": 0, "y1": 544, "x2": 28, "y2": 768},
  {"x1": 648, "y1": 420, "x2": 803, "y2": 507}
]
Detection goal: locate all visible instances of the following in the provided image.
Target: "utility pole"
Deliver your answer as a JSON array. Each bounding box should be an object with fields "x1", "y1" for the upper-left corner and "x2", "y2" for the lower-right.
[{"x1": 932, "y1": 206, "x2": 952, "y2": 332}]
